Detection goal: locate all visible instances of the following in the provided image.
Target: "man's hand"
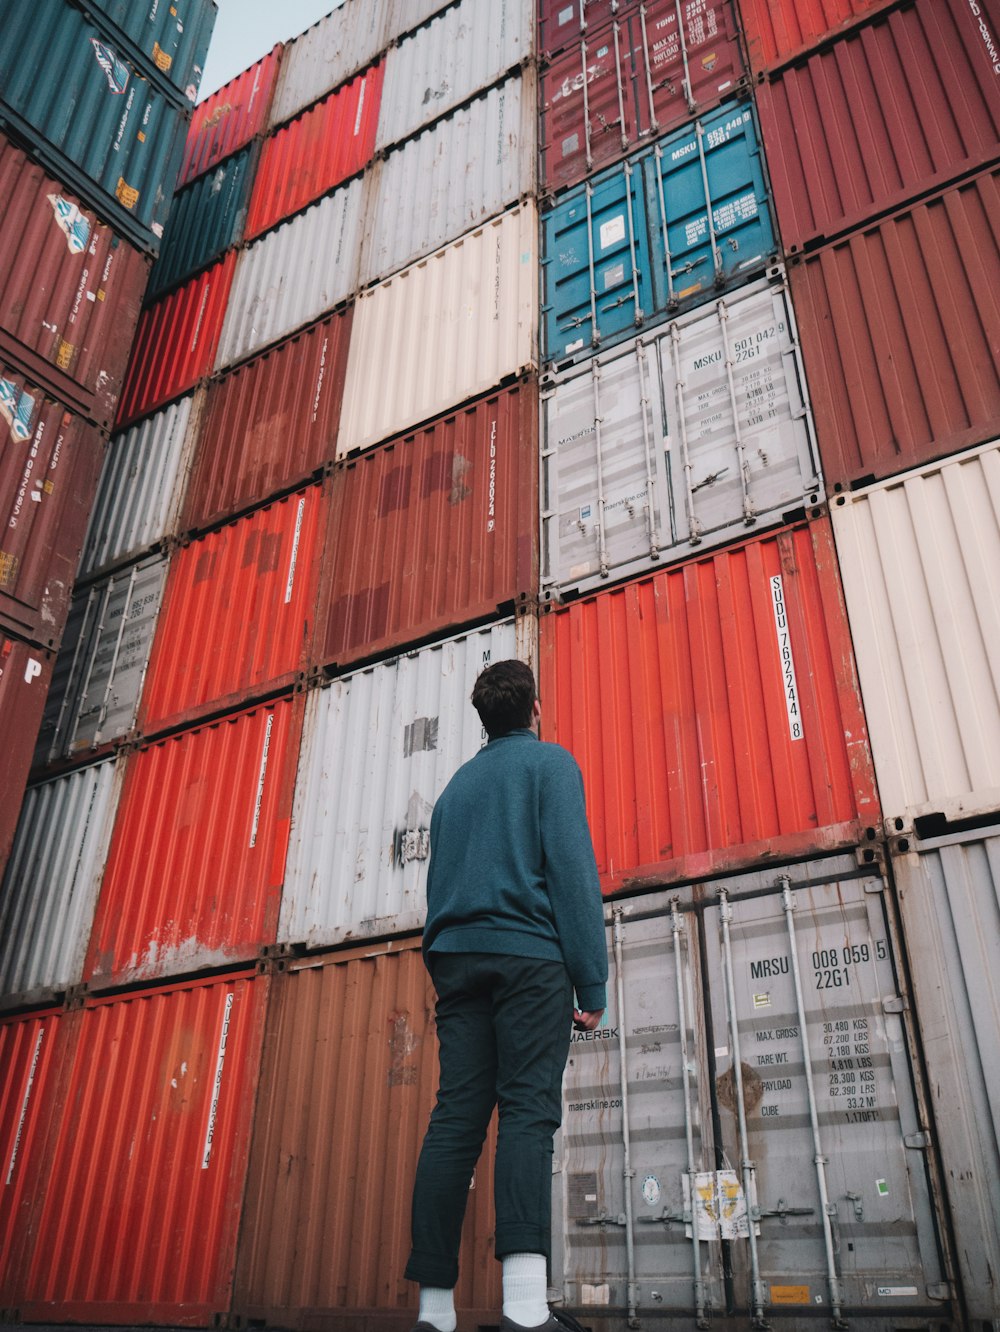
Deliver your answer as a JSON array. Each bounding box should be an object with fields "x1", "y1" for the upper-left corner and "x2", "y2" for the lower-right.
[{"x1": 573, "y1": 1009, "x2": 604, "y2": 1032}]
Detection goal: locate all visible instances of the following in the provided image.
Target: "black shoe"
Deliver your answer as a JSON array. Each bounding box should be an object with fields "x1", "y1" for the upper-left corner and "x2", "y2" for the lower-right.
[{"x1": 500, "y1": 1313, "x2": 590, "y2": 1332}]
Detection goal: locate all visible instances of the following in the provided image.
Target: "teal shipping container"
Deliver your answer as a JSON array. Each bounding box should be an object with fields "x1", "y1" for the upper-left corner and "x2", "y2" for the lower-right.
[{"x1": 76, "y1": 0, "x2": 217, "y2": 105}]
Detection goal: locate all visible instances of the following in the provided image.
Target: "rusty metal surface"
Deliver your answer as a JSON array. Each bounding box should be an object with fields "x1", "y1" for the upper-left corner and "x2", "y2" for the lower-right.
[{"x1": 735, "y1": 0, "x2": 899, "y2": 74}]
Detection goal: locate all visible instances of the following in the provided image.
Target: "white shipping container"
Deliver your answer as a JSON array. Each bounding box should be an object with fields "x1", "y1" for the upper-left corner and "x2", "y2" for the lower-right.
[
  {"x1": 830, "y1": 438, "x2": 1000, "y2": 832},
  {"x1": 375, "y1": 0, "x2": 531, "y2": 152},
  {"x1": 0, "y1": 758, "x2": 123, "y2": 1006},
  {"x1": 215, "y1": 177, "x2": 365, "y2": 371},
  {"x1": 279, "y1": 618, "x2": 524, "y2": 951},
  {"x1": 362, "y1": 73, "x2": 534, "y2": 286},
  {"x1": 268, "y1": 0, "x2": 390, "y2": 129},
  {"x1": 339, "y1": 203, "x2": 537, "y2": 456},
  {"x1": 541, "y1": 275, "x2": 823, "y2": 598},
  {"x1": 384, "y1": 0, "x2": 457, "y2": 46}
]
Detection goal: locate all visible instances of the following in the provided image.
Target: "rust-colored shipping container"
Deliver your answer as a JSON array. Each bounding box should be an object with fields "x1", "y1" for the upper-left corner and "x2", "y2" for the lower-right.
[
  {"x1": 116, "y1": 253, "x2": 237, "y2": 429},
  {"x1": 0, "y1": 638, "x2": 52, "y2": 878},
  {"x1": 790, "y1": 169, "x2": 1000, "y2": 491},
  {"x1": 183, "y1": 307, "x2": 353, "y2": 533},
  {"x1": 736, "y1": 0, "x2": 898, "y2": 74},
  {"x1": 538, "y1": 0, "x2": 633, "y2": 59},
  {"x1": 178, "y1": 47, "x2": 282, "y2": 188},
  {"x1": 140, "y1": 485, "x2": 325, "y2": 733},
  {"x1": 539, "y1": 519, "x2": 880, "y2": 894},
  {"x1": 245, "y1": 62, "x2": 383, "y2": 241},
  {"x1": 0, "y1": 362, "x2": 105, "y2": 647},
  {"x1": 233, "y1": 941, "x2": 500, "y2": 1328},
  {"x1": 84, "y1": 697, "x2": 303, "y2": 989},
  {"x1": 6, "y1": 972, "x2": 267, "y2": 1326},
  {"x1": 0, "y1": 135, "x2": 150, "y2": 429},
  {"x1": 757, "y1": 0, "x2": 1000, "y2": 253},
  {"x1": 321, "y1": 381, "x2": 537, "y2": 669}
]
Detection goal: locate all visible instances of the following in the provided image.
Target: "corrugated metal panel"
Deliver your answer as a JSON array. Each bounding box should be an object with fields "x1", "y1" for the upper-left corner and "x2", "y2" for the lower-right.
[
  {"x1": 232, "y1": 942, "x2": 500, "y2": 1322},
  {"x1": 279, "y1": 619, "x2": 519, "y2": 951},
  {"x1": 139, "y1": 486, "x2": 324, "y2": 734},
  {"x1": 35, "y1": 553, "x2": 168, "y2": 765},
  {"x1": 541, "y1": 274, "x2": 822, "y2": 597},
  {"x1": 322, "y1": 381, "x2": 537, "y2": 669},
  {"x1": 830, "y1": 439, "x2": 1000, "y2": 831},
  {"x1": 86, "y1": 697, "x2": 303, "y2": 988},
  {"x1": 11, "y1": 972, "x2": 267, "y2": 1325},
  {"x1": 540, "y1": 0, "x2": 746, "y2": 193},
  {"x1": 0, "y1": 637, "x2": 53, "y2": 879},
  {"x1": 539, "y1": 519, "x2": 880, "y2": 893},
  {"x1": 246, "y1": 63, "x2": 382, "y2": 242},
  {"x1": 361, "y1": 73, "x2": 535, "y2": 286},
  {"x1": 538, "y1": 0, "x2": 630, "y2": 59},
  {"x1": 340, "y1": 203, "x2": 538, "y2": 456},
  {"x1": 384, "y1": 0, "x2": 456, "y2": 45},
  {"x1": 0, "y1": 1, "x2": 188, "y2": 254},
  {"x1": 790, "y1": 170, "x2": 1000, "y2": 492},
  {"x1": 757, "y1": 0, "x2": 1000, "y2": 254},
  {"x1": 737, "y1": 0, "x2": 905, "y2": 75},
  {"x1": 117, "y1": 254, "x2": 236, "y2": 429},
  {"x1": 542, "y1": 103, "x2": 777, "y2": 367},
  {"x1": 893, "y1": 827, "x2": 1000, "y2": 1325},
  {"x1": 0, "y1": 362, "x2": 105, "y2": 648},
  {"x1": 0, "y1": 135, "x2": 150, "y2": 429},
  {"x1": 375, "y1": 0, "x2": 532, "y2": 151},
  {"x1": 184, "y1": 308, "x2": 352, "y2": 532},
  {"x1": 148, "y1": 144, "x2": 255, "y2": 300},
  {"x1": 554, "y1": 856, "x2": 946, "y2": 1321},
  {"x1": 80, "y1": 0, "x2": 216, "y2": 104},
  {"x1": 215, "y1": 177, "x2": 365, "y2": 371},
  {"x1": 178, "y1": 47, "x2": 281, "y2": 188},
  {"x1": 268, "y1": 1, "x2": 390, "y2": 129},
  {"x1": 81, "y1": 394, "x2": 198, "y2": 577},
  {"x1": 0, "y1": 759, "x2": 124, "y2": 1006}
]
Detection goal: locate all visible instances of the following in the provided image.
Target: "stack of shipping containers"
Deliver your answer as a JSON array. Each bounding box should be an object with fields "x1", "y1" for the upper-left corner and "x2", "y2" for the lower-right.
[{"x1": 0, "y1": 0, "x2": 998, "y2": 1328}]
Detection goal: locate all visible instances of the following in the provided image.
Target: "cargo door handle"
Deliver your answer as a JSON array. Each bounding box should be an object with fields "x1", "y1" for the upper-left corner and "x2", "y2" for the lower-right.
[
  {"x1": 757, "y1": 1198, "x2": 814, "y2": 1220},
  {"x1": 639, "y1": 1207, "x2": 689, "y2": 1226},
  {"x1": 670, "y1": 256, "x2": 709, "y2": 279},
  {"x1": 579, "y1": 1212, "x2": 628, "y2": 1228}
]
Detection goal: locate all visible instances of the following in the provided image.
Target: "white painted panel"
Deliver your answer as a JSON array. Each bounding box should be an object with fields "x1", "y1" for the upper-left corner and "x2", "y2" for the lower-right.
[
  {"x1": 268, "y1": 0, "x2": 391, "y2": 129},
  {"x1": 384, "y1": 0, "x2": 456, "y2": 46},
  {"x1": 279, "y1": 618, "x2": 520, "y2": 949},
  {"x1": 831, "y1": 438, "x2": 1000, "y2": 830},
  {"x1": 339, "y1": 202, "x2": 537, "y2": 456}
]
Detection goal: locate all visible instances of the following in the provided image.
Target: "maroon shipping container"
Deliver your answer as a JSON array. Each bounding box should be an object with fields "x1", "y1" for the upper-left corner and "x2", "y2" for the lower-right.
[
  {"x1": 178, "y1": 47, "x2": 283, "y2": 188},
  {"x1": 0, "y1": 361, "x2": 105, "y2": 647},
  {"x1": 736, "y1": 0, "x2": 899, "y2": 74},
  {"x1": 0, "y1": 635, "x2": 53, "y2": 881},
  {"x1": 182, "y1": 306, "x2": 353, "y2": 532},
  {"x1": 757, "y1": 0, "x2": 1000, "y2": 253},
  {"x1": 0, "y1": 136, "x2": 150, "y2": 429},
  {"x1": 320, "y1": 380, "x2": 538, "y2": 670},
  {"x1": 539, "y1": 0, "x2": 635, "y2": 59},
  {"x1": 789, "y1": 168, "x2": 1000, "y2": 491},
  {"x1": 540, "y1": 0, "x2": 745, "y2": 193}
]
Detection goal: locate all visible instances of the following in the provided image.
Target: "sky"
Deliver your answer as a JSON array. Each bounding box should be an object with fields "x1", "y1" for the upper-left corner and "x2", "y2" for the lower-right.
[{"x1": 198, "y1": 0, "x2": 346, "y2": 99}]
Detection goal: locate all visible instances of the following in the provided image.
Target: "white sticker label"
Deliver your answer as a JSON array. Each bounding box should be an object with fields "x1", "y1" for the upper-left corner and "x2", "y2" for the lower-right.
[
  {"x1": 201, "y1": 992, "x2": 234, "y2": 1170},
  {"x1": 603, "y1": 263, "x2": 624, "y2": 289},
  {"x1": 642, "y1": 1174, "x2": 661, "y2": 1206},
  {"x1": 877, "y1": 1287, "x2": 918, "y2": 1297},
  {"x1": 599, "y1": 215, "x2": 625, "y2": 249},
  {"x1": 558, "y1": 5, "x2": 574, "y2": 22},
  {"x1": 770, "y1": 574, "x2": 803, "y2": 742},
  {"x1": 5, "y1": 1029, "x2": 44, "y2": 1185},
  {"x1": 581, "y1": 1284, "x2": 610, "y2": 1305},
  {"x1": 753, "y1": 993, "x2": 771, "y2": 1009}
]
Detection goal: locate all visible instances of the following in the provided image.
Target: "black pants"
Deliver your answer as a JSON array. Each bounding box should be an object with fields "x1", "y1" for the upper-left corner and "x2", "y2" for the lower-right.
[{"x1": 404, "y1": 952, "x2": 574, "y2": 1289}]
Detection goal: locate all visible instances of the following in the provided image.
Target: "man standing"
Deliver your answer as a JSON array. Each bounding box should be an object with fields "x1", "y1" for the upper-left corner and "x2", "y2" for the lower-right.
[{"x1": 405, "y1": 659, "x2": 608, "y2": 1332}]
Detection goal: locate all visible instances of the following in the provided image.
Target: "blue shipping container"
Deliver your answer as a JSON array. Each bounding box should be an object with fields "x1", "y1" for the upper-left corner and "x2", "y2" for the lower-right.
[
  {"x1": 80, "y1": 0, "x2": 218, "y2": 105},
  {"x1": 541, "y1": 102, "x2": 777, "y2": 368}
]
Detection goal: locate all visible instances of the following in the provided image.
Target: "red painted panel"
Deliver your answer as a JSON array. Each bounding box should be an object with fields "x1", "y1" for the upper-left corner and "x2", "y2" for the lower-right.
[
  {"x1": 245, "y1": 62, "x2": 383, "y2": 241},
  {"x1": 758, "y1": 0, "x2": 1000, "y2": 253},
  {"x1": 12, "y1": 973, "x2": 267, "y2": 1326},
  {"x1": 735, "y1": 0, "x2": 897, "y2": 74},
  {"x1": 789, "y1": 169, "x2": 1000, "y2": 491},
  {"x1": 540, "y1": 0, "x2": 744, "y2": 193},
  {"x1": 140, "y1": 485, "x2": 325, "y2": 733},
  {"x1": 320, "y1": 381, "x2": 537, "y2": 669},
  {"x1": 539, "y1": 519, "x2": 880, "y2": 894},
  {"x1": 178, "y1": 47, "x2": 282, "y2": 188},
  {"x1": 116, "y1": 253, "x2": 237, "y2": 430},
  {"x1": 0, "y1": 135, "x2": 150, "y2": 429},
  {"x1": 182, "y1": 306, "x2": 353, "y2": 532},
  {"x1": 539, "y1": 0, "x2": 634, "y2": 59},
  {"x1": 86, "y1": 699, "x2": 303, "y2": 988},
  {"x1": 0, "y1": 636, "x2": 53, "y2": 879}
]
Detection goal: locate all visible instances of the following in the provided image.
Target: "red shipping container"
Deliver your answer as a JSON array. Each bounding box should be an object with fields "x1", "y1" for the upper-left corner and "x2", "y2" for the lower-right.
[
  {"x1": 539, "y1": 519, "x2": 880, "y2": 894},
  {"x1": 736, "y1": 0, "x2": 898, "y2": 74},
  {"x1": 0, "y1": 136, "x2": 150, "y2": 429},
  {"x1": 789, "y1": 169, "x2": 1000, "y2": 491},
  {"x1": 540, "y1": 0, "x2": 745, "y2": 193},
  {"x1": 183, "y1": 306, "x2": 353, "y2": 532},
  {"x1": 116, "y1": 253, "x2": 237, "y2": 429},
  {"x1": 539, "y1": 0, "x2": 635, "y2": 59},
  {"x1": 7, "y1": 972, "x2": 267, "y2": 1326},
  {"x1": 758, "y1": 0, "x2": 1000, "y2": 253},
  {"x1": 245, "y1": 62, "x2": 383, "y2": 241},
  {"x1": 320, "y1": 381, "x2": 537, "y2": 669},
  {"x1": 85, "y1": 697, "x2": 303, "y2": 988},
  {"x1": 178, "y1": 47, "x2": 283, "y2": 188},
  {"x1": 0, "y1": 362, "x2": 105, "y2": 647},
  {"x1": 140, "y1": 485, "x2": 325, "y2": 733},
  {"x1": 0, "y1": 636, "x2": 53, "y2": 879}
]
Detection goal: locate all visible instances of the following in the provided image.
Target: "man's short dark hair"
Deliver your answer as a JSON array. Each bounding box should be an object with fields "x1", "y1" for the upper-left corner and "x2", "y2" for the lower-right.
[{"x1": 471, "y1": 659, "x2": 537, "y2": 738}]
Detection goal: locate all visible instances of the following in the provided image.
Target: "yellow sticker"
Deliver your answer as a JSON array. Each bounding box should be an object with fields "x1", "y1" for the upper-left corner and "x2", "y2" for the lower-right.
[
  {"x1": 116, "y1": 178, "x2": 140, "y2": 210},
  {"x1": 152, "y1": 42, "x2": 173, "y2": 72},
  {"x1": 43, "y1": 479, "x2": 55, "y2": 495},
  {"x1": 96, "y1": 288, "x2": 106, "y2": 303},
  {"x1": 137, "y1": 130, "x2": 146, "y2": 143},
  {"x1": 0, "y1": 551, "x2": 19, "y2": 586},
  {"x1": 771, "y1": 1286, "x2": 810, "y2": 1305},
  {"x1": 56, "y1": 340, "x2": 75, "y2": 370}
]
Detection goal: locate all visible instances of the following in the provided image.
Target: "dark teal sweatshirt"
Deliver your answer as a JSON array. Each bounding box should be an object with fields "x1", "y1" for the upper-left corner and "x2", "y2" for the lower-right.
[{"x1": 423, "y1": 729, "x2": 608, "y2": 1012}]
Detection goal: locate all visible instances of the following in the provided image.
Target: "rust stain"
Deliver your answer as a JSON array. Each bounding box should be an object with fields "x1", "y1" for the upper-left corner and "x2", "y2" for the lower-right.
[
  {"x1": 716, "y1": 1061, "x2": 763, "y2": 1114},
  {"x1": 387, "y1": 1012, "x2": 418, "y2": 1087}
]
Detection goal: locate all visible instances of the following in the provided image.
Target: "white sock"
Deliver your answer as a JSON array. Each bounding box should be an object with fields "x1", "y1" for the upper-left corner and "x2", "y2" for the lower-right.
[
  {"x1": 418, "y1": 1285, "x2": 456, "y2": 1332},
  {"x1": 502, "y1": 1251, "x2": 548, "y2": 1327}
]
